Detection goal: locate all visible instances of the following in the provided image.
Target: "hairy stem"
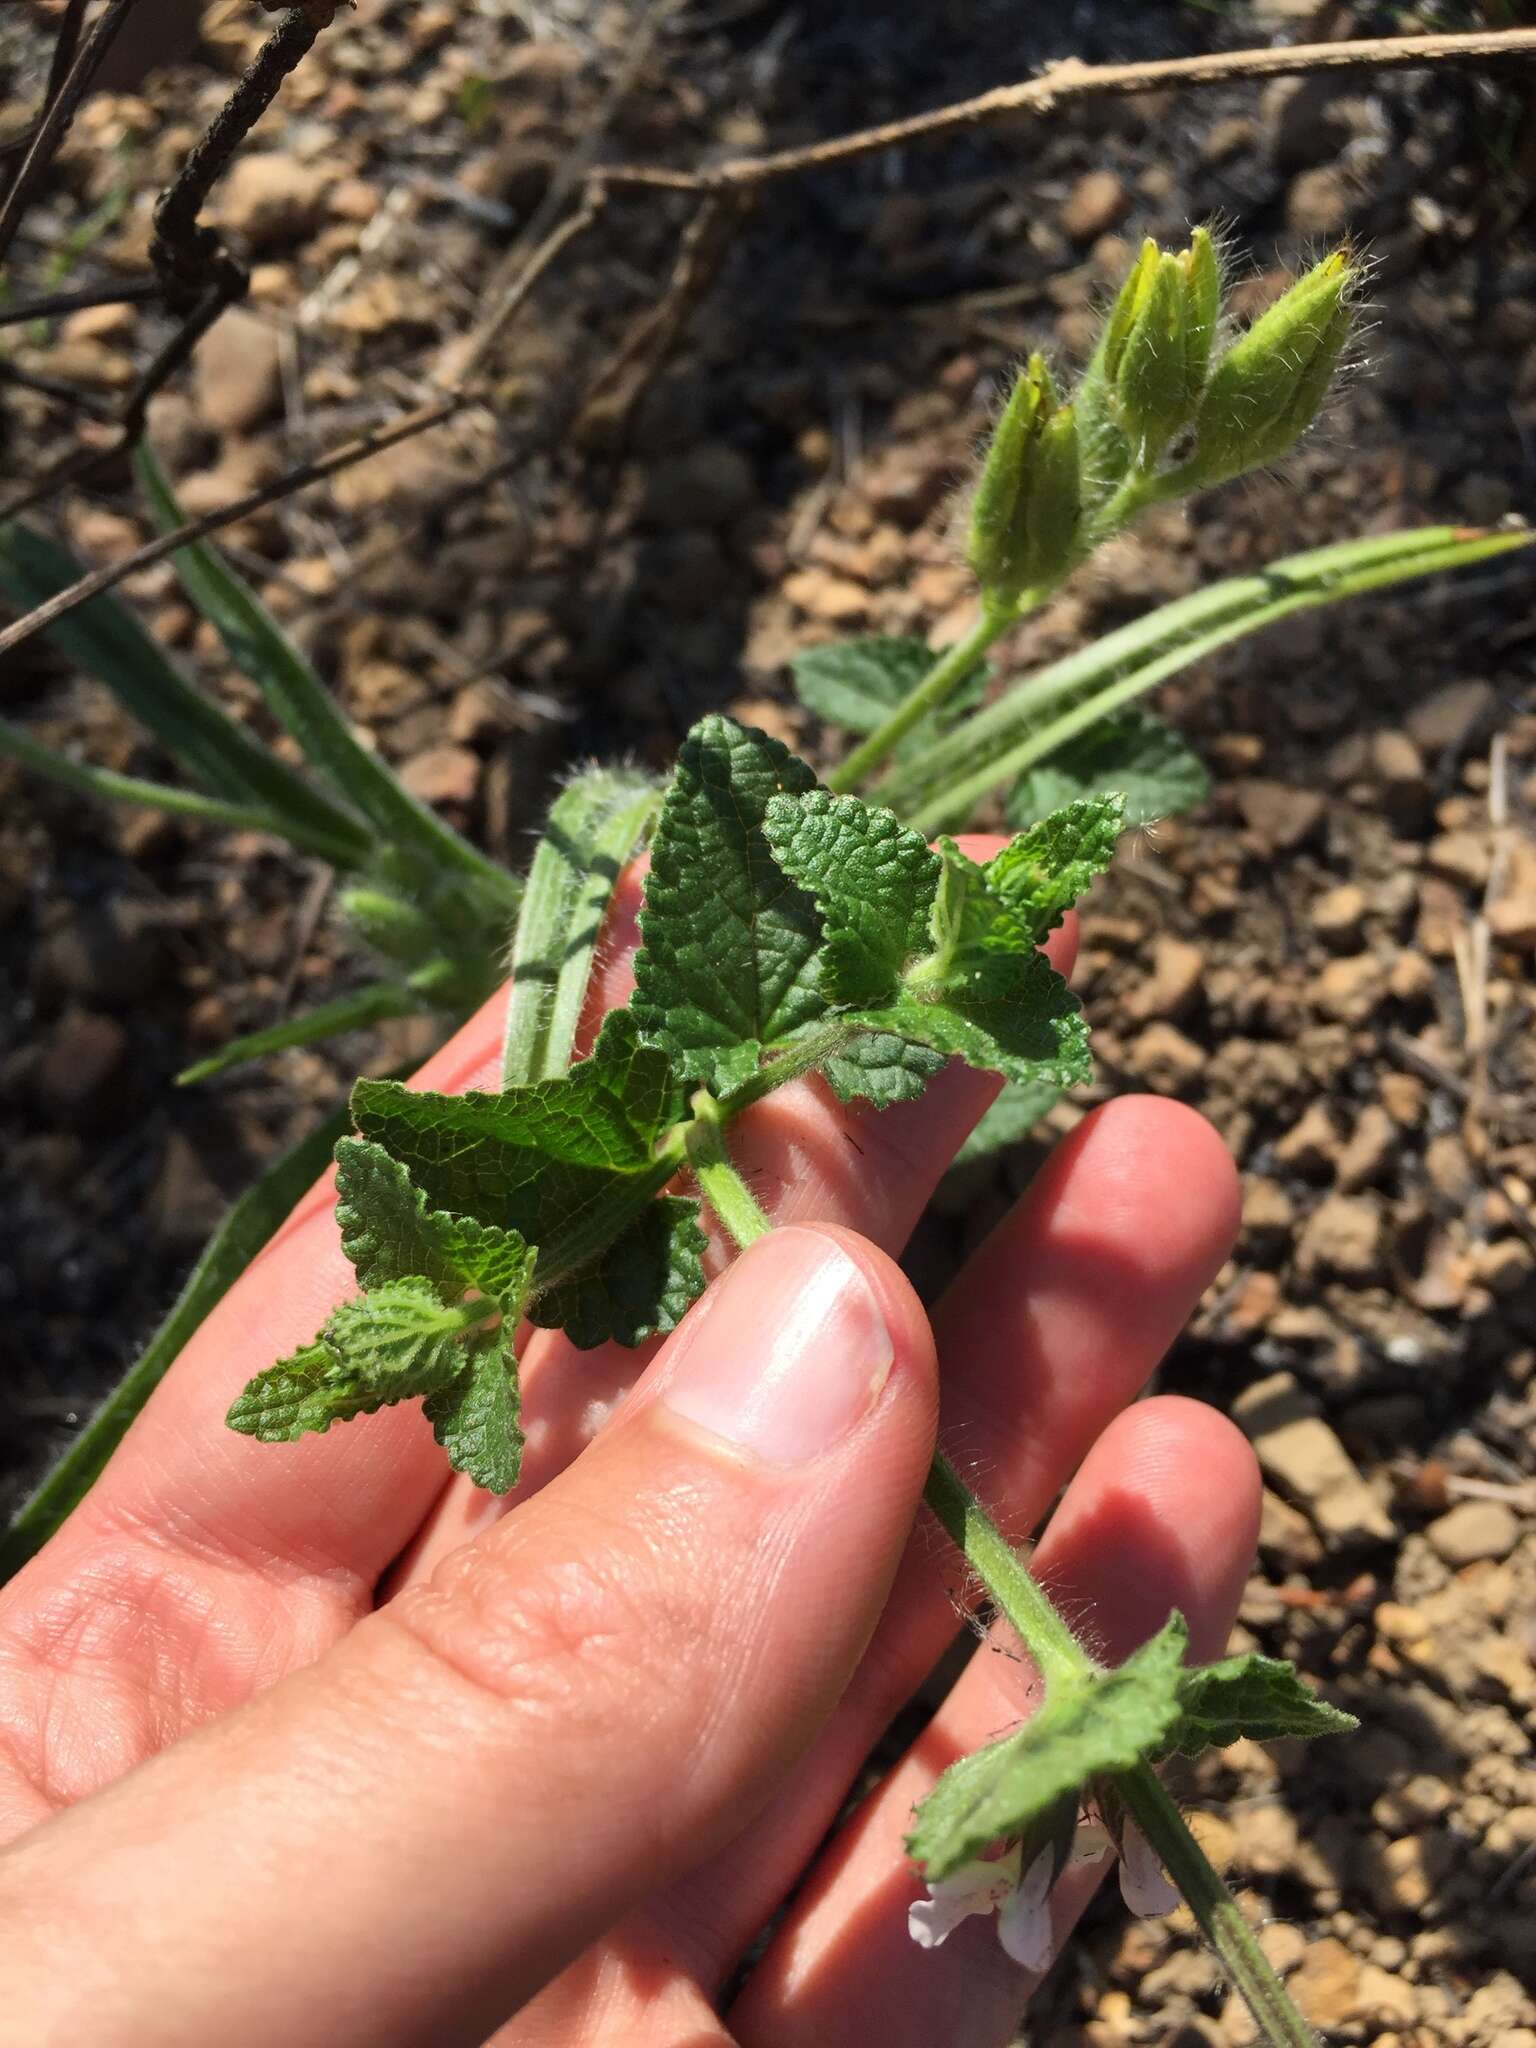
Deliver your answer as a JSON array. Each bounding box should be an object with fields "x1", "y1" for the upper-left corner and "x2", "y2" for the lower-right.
[
  {"x1": 827, "y1": 609, "x2": 1012, "y2": 794},
  {"x1": 922, "y1": 1454, "x2": 1321, "y2": 2048},
  {"x1": 716, "y1": 1020, "x2": 859, "y2": 1117},
  {"x1": 685, "y1": 1092, "x2": 772, "y2": 1249},
  {"x1": 922, "y1": 1451, "x2": 1088, "y2": 1693},
  {"x1": 1117, "y1": 1762, "x2": 1321, "y2": 2048}
]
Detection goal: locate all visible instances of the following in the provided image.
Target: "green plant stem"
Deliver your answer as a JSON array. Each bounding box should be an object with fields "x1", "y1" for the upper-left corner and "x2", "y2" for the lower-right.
[
  {"x1": 922, "y1": 1450, "x2": 1087, "y2": 1691},
  {"x1": 685, "y1": 1091, "x2": 772, "y2": 1248},
  {"x1": 717, "y1": 1020, "x2": 858, "y2": 1116},
  {"x1": 1117, "y1": 1761, "x2": 1321, "y2": 2048},
  {"x1": 826, "y1": 608, "x2": 1011, "y2": 793}
]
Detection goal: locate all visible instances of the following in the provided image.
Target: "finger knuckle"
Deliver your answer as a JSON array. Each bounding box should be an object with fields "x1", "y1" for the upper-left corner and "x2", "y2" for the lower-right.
[{"x1": 388, "y1": 1491, "x2": 719, "y2": 1747}]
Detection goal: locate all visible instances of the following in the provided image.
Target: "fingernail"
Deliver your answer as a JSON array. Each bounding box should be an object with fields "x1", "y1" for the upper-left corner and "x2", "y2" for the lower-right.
[{"x1": 661, "y1": 1228, "x2": 894, "y2": 1467}]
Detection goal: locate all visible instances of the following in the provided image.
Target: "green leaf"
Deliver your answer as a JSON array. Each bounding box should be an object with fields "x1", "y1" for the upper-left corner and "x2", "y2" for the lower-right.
[
  {"x1": 532, "y1": 1195, "x2": 707, "y2": 1349},
  {"x1": 322, "y1": 1277, "x2": 472, "y2": 1395},
  {"x1": 0, "y1": 519, "x2": 373, "y2": 864},
  {"x1": 226, "y1": 1338, "x2": 389, "y2": 1442},
  {"x1": 503, "y1": 766, "x2": 663, "y2": 1086},
  {"x1": 3, "y1": 1100, "x2": 352, "y2": 1580},
  {"x1": 819, "y1": 1031, "x2": 949, "y2": 1110},
  {"x1": 854, "y1": 839, "x2": 1090, "y2": 1093},
  {"x1": 429, "y1": 1214, "x2": 538, "y2": 1321},
  {"x1": 334, "y1": 1138, "x2": 467, "y2": 1300},
  {"x1": 950, "y1": 1074, "x2": 1063, "y2": 1168},
  {"x1": 630, "y1": 716, "x2": 826, "y2": 1092},
  {"x1": 337, "y1": 1137, "x2": 537, "y2": 1319},
  {"x1": 425, "y1": 1332, "x2": 523, "y2": 1494},
  {"x1": 177, "y1": 982, "x2": 419, "y2": 1085},
  {"x1": 1162, "y1": 1652, "x2": 1358, "y2": 1760},
  {"x1": 351, "y1": 1010, "x2": 679, "y2": 1241},
  {"x1": 0, "y1": 712, "x2": 367, "y2": 862},
  {"x1": 761, "y1": 796, "x2": 1095, "y2": 1100},
  {"x1": 134, "y1": 446, "x2": 519, "y2": 911},
  {"x1": 908, "y1": 1616, "x2": 1190, "y2": 1880},
  {"x1": 984, "y1": 795, "x2": 1124, "y2": 941},
  {"x1": 880, "y1": 524, "x2": 1536, "y2": 833},
  {"x1": 763, "y1": 789, "x2": 938, "y2": 1005},
  {"x1": 1008, "y1": 710, "x2": 1210, "y2": 832},
  {"x1": 789, "y1": 636, "x2": 984, "y2": 754}
]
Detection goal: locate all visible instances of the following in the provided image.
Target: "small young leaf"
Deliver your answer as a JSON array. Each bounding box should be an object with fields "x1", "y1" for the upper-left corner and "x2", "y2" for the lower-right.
[
  {"x1": 323, "y1": 1278, "x2": 471, "y2": 1395},
  {"x1": 352, "y1": 1010, "x2": 678, "y2": 1238},
  {"x1": 630, "y1": 717, "x2": 826, "y2": 1092},
  {"x1": 1162, "y1": 1652, "x2": 1358, "y2": 1760},
  {"x1": 1008, "y1": 710, "x2": 1210, "y2": 832},
  {"x1": 226, "y1": 1340, "x2": 388, "y2": 1442},
  {"x1": 820, "y1": 1031, "x2": 949, "y2": 1110},
  {"x1": 908, "y1": 1616, "x2": 1189, "y2": 1881},
  {"x1": 984, "y1": 795, "x2": 1124, "y2": 941},
  {"x1": 335, "y1": 1138, "x2": 464, "y2": 1298},
  {"x1": 425, "y1": 1332, "x2": 524, "y2": 1494},
  {"x1": 789, "y1": 636, "x2": 985, "y2": 747},
  {"x1": 430, "y1": 1215, "x2": 537, "y2": 1321},
  {"x1": 336, "y1": 1139, "x2": 536, "y2": 1326},
  {"x1": 762, "y1": 799, "x2": 1098, "y2": 1099},
  {"x1": 531, "y1": 1195, "x2": 708, "y2": 1349},
  {"x1": 763, "y1": 789, "x2": 938, "y2": 1005}
]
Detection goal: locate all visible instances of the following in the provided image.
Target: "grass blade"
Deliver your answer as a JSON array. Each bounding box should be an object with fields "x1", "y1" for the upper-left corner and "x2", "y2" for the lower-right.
[
  {"x1": 0, "y1": 519, "x2": 374, "y2": 863},
  {"x1": 177, "y1": 981, "x2": 420, "y2": 1086},
  {"x1": 882, "y1": 525, "x2": 1533, "y2": 830},
  {"x1": 0, "y1": 714, "x2": 374, "y2": 865},
  {"x1": 135, "y1": 445, "x2": 521, "y2": 911},
  {"x1": 0, "y1": 1101, "x2": 351, "y2": 1580},
  {"x1": 502, "y1": 766, "x2": 662, "y2": 1084}
]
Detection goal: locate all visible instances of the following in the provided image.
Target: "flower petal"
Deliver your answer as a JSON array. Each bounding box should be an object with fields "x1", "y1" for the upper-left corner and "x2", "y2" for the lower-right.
[
  {"x1": 996, "y1": 1848, "x2": 1058, "y2": 1972},
  {"x1": 907, "y1": 1845, "x2": 1022, "y2": 1950},
  {"x1": 1118, "y1": 1823, "x2": 1179, "y2": 1917}
]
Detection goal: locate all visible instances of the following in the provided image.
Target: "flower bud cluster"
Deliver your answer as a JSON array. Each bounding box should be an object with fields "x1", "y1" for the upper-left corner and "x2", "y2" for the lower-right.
[{"x1": 964, "y1": 229, "x2": 1357, "y2": 612}]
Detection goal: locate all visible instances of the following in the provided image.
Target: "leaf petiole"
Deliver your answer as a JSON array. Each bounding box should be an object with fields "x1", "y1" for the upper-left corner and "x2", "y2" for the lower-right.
[{"x1": 685, "y1": 1091, "x2": 772, "y2": 1250}]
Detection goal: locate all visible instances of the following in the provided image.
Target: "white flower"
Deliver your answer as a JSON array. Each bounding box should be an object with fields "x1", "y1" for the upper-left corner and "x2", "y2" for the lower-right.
[
  {"x1": 907, "y1": 1842, "x2": 1023, "y2": 1950},
  {"x1": 908, "y1": 1819, "x2": 1176, "y2": 1969}
]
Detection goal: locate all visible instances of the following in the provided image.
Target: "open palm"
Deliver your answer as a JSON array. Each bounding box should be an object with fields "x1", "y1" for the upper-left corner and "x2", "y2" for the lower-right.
[{"x1": 0, "y1": 851, "x2": 1258, "y2": 2047}]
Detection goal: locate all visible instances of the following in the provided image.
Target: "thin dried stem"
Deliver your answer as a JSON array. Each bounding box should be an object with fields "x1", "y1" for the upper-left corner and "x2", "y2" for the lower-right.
[
  {"x1": 0, "y1": 398, "x2": 465, "y2": 667},
  {"x1": 594, "y1": 28, "x2": 1536, "y2": 192},
  {"x1": 0, "y1": 0, "x2": 89, "y2": 167},
  {"x1": 445, "y1": 193, "x2": 609, "y2": 394},
  {"x1": 0, "y1": 278, "x2": 162, "y2": 330},
  {"x1": 0, "y1": 0, "x2": 145, "y2": 267}
]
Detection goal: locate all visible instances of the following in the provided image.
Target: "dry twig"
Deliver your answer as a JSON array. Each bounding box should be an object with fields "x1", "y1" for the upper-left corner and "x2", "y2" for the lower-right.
[
  {"x1": 592, "y1": 28, "x2": 1536, "y2": 192},
  {"x1": 0, "y1": 0, "x2": 144, "y2": 267},
  {"x1": 7, "y1": 22, "x2": 1536, "y2": 669}
]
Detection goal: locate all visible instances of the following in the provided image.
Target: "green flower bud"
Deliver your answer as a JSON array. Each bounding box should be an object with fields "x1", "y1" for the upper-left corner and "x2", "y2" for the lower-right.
[
  {"x1": 1102, "y1": 228, "x2": 1222, "y2": 462},
  {"x1": 1021, "y1": 402, "x2": 1081, "y2": 589},
  {"x1": 1193, "y1": 248, "x2": 1355, "y2": 485},
  {"x1": 966, "y1": 355, "x2": 1081, "y2": 607},
  {"x1": 1115, "y1": 252, "x2": 1195, "y2": 460},
  {"x1": 1099, "y1": 238, "x2": 1160, "y2": 386}
]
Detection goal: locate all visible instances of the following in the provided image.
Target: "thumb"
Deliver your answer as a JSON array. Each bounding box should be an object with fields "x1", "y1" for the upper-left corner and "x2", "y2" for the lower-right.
[{"x1": 0, "y1": 1225, "x2": 937, "y2": 2048}]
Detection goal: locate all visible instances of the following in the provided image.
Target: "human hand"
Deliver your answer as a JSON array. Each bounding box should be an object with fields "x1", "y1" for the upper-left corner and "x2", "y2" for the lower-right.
[{"x1": 0, "y1": 845, "x2": 1258, "y2": 2048}]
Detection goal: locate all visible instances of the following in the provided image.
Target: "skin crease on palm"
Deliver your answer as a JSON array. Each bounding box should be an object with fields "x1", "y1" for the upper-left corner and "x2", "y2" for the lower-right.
[{"x1": 0, "y1": 839, "x2": 1260, "y2": 2048}]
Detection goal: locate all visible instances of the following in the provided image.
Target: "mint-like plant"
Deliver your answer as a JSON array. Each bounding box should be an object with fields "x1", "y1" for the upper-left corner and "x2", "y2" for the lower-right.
[{"x1": 14, "y1": 224, "x2": 1532, "y2": 2044}]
